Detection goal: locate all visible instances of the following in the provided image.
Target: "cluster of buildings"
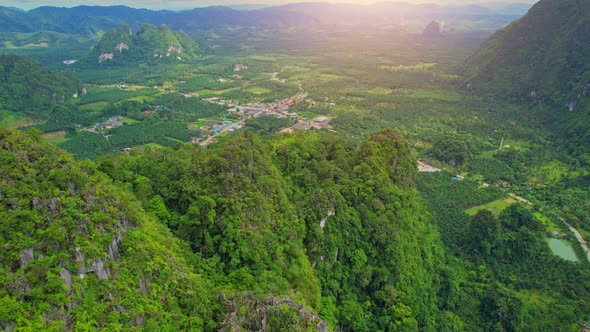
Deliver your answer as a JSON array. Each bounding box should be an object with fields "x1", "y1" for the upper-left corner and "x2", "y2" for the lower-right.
[
  {"x1": 193, "y1": 92, "x2": 331, "y2": 146},
  {"x1": 227, "y1": 93, "x2": 308, "y2": 120},
  {"x1": 191, "y1": 120, "x2": 245, "y2": 147},
  {"x1": 83, "y1": 116, "x2": 123, "y2": 133}
]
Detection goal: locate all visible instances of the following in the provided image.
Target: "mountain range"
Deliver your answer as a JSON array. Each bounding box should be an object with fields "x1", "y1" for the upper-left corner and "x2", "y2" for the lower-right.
[{"x1": 0, "y1": 2, "x2": 529, "y2": 37}]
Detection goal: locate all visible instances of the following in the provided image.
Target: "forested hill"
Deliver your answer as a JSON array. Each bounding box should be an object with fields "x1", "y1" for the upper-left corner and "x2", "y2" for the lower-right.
[
  {"x1": 80, "y1": 24, "x2": 207, "y2": 66},
  {"x1": 0, "y1": 128, "x2": 215, "y2": 330},
  {"x1": 463, "y1": 0, "x2": 590, "y2": 152},
  {"x1": 464, "y1": 0, "x2": 590, "y2": 103},
  {"x1": 0, "y1": 55, "x2": 82, "y2": 115},
  {"x1": 0, "y1": 127, "x2": 453, "y2": 330}
]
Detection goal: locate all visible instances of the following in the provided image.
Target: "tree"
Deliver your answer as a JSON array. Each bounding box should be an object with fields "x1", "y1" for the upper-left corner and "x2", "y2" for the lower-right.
[{"x1": 469, "y1": 209, "x2": 501, "y2": 256}]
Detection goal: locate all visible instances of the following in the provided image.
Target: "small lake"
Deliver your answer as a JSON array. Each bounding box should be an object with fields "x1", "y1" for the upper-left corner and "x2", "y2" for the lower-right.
[{"x1": 546, "y1": 238, "x2": 580, "y2": 262}]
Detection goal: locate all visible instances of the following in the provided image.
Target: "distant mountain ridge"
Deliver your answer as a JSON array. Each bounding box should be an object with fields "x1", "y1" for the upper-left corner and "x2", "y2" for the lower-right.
[
  {"x1": 80, "y1": 24, "x2": 207, "y2": 66},
  {"x1": 0, "y1": 2, "x2": 530, "y2": 37}
]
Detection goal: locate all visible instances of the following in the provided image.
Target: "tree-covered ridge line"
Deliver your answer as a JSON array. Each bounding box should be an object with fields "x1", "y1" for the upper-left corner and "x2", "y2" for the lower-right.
[
  {"x1": 2, "y1": 126, "x2": 456, "y2": 330},
  {"x1": 79, "y1": 24, "x2": 209, "y2": 67},
  {"x1": 0, "y1": 55, "x2": 82, "y2": 116},
  {"x1": 463, "y1": 0, "x2": 590, "y2": 154}
]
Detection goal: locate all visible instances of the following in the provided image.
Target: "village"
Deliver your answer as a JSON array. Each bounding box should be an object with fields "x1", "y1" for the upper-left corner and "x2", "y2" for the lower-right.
[{"x1": 194, "y1": 91, "x2": 331, "y2": 147}]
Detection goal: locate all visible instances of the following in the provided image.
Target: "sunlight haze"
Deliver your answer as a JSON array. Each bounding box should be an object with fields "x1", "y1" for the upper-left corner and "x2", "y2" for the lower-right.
[{"x1": 4, "y1": 0, "x2": 538, "y2": 10}]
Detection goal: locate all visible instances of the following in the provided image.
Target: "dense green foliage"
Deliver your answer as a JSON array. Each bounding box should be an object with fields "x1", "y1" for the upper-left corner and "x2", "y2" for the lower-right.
[
  {"x1": 0, "y1": 55, "x2": 81, "y2": 115},
  {"x1": 3, "y1": 1, "x2": 590, "y2": 330},
  {"x1": 464, "y1": 0, "x2": 590, "y2": 151},
  {"x1": 105, "y1": 129, "x2": 450, "y2": 330},
  {"x1": 417, "y1": 172, "x2": 590, "y2": 331},
  {"x1": 1, "y1": 127, "x2": 451, "y2": 330},
  {"x1": 80, "y1": 24, "x2": 207, "y2": 66},
  {"x1": 0, "y1": 128, "x2": 215, "y2": 330}
]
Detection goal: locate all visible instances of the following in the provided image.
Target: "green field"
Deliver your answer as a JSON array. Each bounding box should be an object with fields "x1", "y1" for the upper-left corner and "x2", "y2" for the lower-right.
[
  {"x1": 247, "y1": 87, "x2": 272, "y2": 94},
  {"x1": 78, "y1": 101, "x2": 110, "y2": 112},
  {"x1": 465, "y1": 198, "x2": 515, "y2": 217},
  {"x1": 0, "y1": 109, "x2": 38, "y2": 128},
  {"x1": 42, "y1": 131, "x2": 68, "y2": 144}
]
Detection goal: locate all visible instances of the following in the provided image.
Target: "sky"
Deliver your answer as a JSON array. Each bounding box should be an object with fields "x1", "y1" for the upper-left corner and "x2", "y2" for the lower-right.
[{"x1": 4, "y1": 0, "x2": 538, "y2": 11}]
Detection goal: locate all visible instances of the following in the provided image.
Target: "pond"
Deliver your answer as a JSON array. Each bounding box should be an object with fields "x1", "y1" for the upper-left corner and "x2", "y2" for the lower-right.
[{"x1": 546, "y1": 238, "x2": 580, "y2": 262}]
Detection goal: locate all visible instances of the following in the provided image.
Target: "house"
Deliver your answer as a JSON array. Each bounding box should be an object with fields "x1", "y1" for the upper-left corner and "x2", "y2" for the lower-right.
[
  {"x1": 312, "y1": 116, "x2": 330, "y2": 127},
  {"x1": 198, "y1": 128, "x2": 214, "y2": 136},
  {"x1": 204, "y1": 120, "x2": 221, "y2": 127},
  {"x1": 97, "y1": 116, "x2": 123, "y2": 130},
  {"x1": 233, "y1": 64, "x2": 248, "y2": 72},
  {"x1": 292, "y1": 123, "x2": 311, "y2": 131},
  {"x1": 142, "y1": 110, "x2": 154, "y2": 115}
]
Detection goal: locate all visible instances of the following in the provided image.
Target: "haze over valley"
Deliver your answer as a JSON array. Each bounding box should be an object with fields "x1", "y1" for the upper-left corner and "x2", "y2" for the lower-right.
[{"x1": 1, "y1": 0, "x2": 590, "y2": 331}]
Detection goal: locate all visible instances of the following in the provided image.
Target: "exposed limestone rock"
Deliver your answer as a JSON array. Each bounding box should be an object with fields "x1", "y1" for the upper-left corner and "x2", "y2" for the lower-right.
[
  {"x1": 93, "y1": 258, "x2": 110, "y2": 280},
  {"x1": 59, "y1": 267, "x2": 73, "y2": 290},
  {"x1": 108, "y1": 232, "x2": 123, "y2": 262},
  {"x1": 139, "y1": 277, "x2": 148, "y2": 293},
  {"x1": 567, "y1": 100, "x2": 577, "y2": 112},
  {"x1": 19, "y1": 248, "x2": 34, "y2": 267},
  {"x1": 167, "y1": 45, "x2": 181, "y2": 54},
  {"x1": 0, "y1": 322, "x2": 15, "y2": 332},
  {"x1": 319, "y1": 209, "x2": 335, "y2": 229},
  {"x1": 115, "y1": 43, "x2": 129, "y2": 53},
  {"x1": 98, "y1": 53, "x2": 114, "y2": 63},
  {"x1": 220, "y1": 294, "x2": 325, "y2": 331}
]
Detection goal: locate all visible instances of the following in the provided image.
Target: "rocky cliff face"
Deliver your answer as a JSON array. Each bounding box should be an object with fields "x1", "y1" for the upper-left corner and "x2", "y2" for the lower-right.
[{"x1": 0, "y1": 129, "x2": 214, "y2": 330}]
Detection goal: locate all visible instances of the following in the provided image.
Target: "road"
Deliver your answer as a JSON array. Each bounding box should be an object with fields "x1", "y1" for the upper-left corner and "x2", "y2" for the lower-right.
[{"x1": 556, "y1": 216, "x2": 590, "y2": 263}]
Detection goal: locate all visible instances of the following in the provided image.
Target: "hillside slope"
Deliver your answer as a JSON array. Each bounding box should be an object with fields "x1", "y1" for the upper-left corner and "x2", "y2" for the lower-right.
[
  {"x1": 0, "y1": 55, "x2": 82, "y2": 115},
  {"x1": 0, "y1": 128, "x2": 331, "y2": 330},
  {"x1": 107, "y1": 129, "x2": 451, "y2": 330},
  {"x1": 81, "y1": 24, "x2": 206, "y2": 66},
  {"x1": 463, "y1": 0, "x2": 590, "y2": 151},
  {"x1": 464, "y1": 0, "x2": 590, "y2": 104},
  {"x1": 0, "y1": 128, "x2": 215, "y2": 330}
]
